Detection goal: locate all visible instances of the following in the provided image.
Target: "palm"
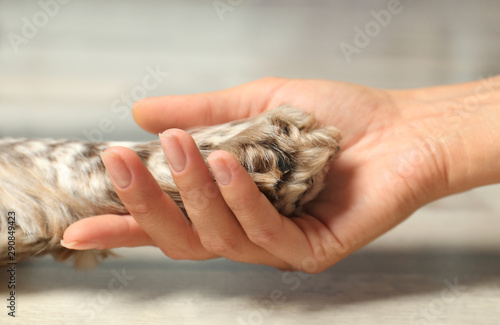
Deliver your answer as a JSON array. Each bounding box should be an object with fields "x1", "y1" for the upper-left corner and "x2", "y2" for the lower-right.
[{"x1": 246, "y1": 79, "x2": 441, "y2": 255}]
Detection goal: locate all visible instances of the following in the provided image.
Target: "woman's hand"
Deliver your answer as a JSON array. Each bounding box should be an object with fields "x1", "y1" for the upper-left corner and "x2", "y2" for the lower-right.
[{"x1": 62, "y1": 77, "x2": 500, "y2": 272}]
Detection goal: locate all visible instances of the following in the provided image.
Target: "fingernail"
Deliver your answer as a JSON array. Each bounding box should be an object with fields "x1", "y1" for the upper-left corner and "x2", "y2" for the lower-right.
[
  {"x1": 60, "y1": 239, "x2": 100, "y2": 250},
  {"x1": 159, "y1": 132, "x2": 187, "y2": 173},
  {"x1": 208, "y1": 157, "x2": 232, "y2": 186},
  {"x1": 101, "y1": 150, "x2": 132, "y2": 189}
]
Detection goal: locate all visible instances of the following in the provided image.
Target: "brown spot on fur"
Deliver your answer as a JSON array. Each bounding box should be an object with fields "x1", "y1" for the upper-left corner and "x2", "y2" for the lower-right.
[
  {"x1": 198, "y1": 143, "x2": 212, "y2": 151},
  {"x1": 82, "y1": 143, "x2": 100, "y2": 158},
  {"x1": 106, "y1": 189, "x2": 123, "y2": 206},
  {"x1": 136, "y1": 149, "x2": 151, "y2": 163},
  {"x1": 270, "y1": 116, "x2": 291, "y2": 136},
  {"x1": 133, "y1": 141, "x2": 160, "y2": 164},
  {"x1": 258, "y1": 183, "x2": 279, "y2": 204}
]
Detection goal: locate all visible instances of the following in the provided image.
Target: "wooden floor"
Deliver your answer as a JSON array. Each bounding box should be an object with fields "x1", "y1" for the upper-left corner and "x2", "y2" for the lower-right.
[{"x1": 0, "y1": 1, "x2": 499, "y2": 324}]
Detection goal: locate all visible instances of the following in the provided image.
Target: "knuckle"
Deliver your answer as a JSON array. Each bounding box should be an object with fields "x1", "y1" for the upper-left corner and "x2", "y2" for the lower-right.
[
  {"x1": 160, "y1": 243, "x2": 213, "y2": 261},
  {"x1": 127, "y1": 201, "x2": 154, "y2": 217},
  {"x1": 247, "y1": 228, "x2": 280, "y2": 247},
  {"x1": 227, "y1": 193, "x2": 260, "y2": 215},
  {"x1": 126, "y1": 201, "x2": 166, "y2": 229},
  {"x1": 161, "y1": 249, "x2": 186, "y2": 261},
  {"x1": 296, "y1": 254, "x2": 333, "y2": 274},
  {"x1": 201, "y1": 235, "x2": 240, "y2": 256},
  {"x1": 179, "y1": 182, "x2": 222, "y2": 216},
  {"x1": 180, "y1": 187, "x2": 210, "y2": 210},
  {"x1": 202, "y1": 181, "x2": 220, "y2": 199},
  {"x1": 228, "y1": 196, "x2": 250, "y2": 212},
  {"x1": 300, "y1": 264, "x2": 328, "y2": 274}
]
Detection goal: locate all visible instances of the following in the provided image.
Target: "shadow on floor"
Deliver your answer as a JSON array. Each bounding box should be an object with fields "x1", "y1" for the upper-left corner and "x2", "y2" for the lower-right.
[{"x1": 1, "y1": 248, "x2": 498, "y2": 309}]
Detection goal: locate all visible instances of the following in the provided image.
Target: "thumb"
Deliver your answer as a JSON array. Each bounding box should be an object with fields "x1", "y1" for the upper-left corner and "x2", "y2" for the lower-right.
[{"x1": 132, "y1": 77, "x2": 288, "y2": 134}]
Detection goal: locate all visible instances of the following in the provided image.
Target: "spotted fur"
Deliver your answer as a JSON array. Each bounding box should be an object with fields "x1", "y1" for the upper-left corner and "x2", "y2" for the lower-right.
[{"x1": 0, "y1": 106, "x2": 341, "y2": 267}]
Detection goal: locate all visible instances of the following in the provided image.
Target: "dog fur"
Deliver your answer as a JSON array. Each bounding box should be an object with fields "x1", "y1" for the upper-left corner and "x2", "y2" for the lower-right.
[{"x1": 0, "y1": 106, "x2": 341, "y2": 267}]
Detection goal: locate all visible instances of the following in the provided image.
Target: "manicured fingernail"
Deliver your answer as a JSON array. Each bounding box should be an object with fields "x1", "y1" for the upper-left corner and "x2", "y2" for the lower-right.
[
  {"x1": 208, "y1": 157, "x2": 232, "y2": 186},
  {"x1": 159, "y1": 132, "x2": 187, "y2": 173},
  {"x1": 60, "y1": 239, "x2": 100, "y2": 250},
  {"x1": 101, "y1": 150, "x2": 132, "y2": 189}
]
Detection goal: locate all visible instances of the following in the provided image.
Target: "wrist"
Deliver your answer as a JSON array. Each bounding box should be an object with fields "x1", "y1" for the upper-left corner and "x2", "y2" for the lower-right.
[{"x1": 391, "y1": 76, "x2": 500, "y2": 198}]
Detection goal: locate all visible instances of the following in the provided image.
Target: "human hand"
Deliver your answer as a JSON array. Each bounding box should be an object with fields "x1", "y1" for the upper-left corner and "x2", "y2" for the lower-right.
[{"x1": 63, "y1": 77, "x2": 500, "y2": 272}]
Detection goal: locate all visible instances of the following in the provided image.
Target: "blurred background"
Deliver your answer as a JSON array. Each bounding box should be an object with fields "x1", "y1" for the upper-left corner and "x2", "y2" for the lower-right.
[
  {"x1": 1, "y1": 0, "x2": 499, "y2": 140},
  {"x1": 0, "y1": 1, "x2": 499, "y2": 324}
]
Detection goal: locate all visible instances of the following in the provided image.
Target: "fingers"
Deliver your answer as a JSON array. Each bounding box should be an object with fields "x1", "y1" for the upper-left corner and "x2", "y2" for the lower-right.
[
  {"x1": 98, "y1": 147, "x2": 215, "y2": 260},
  {"x1": 62, "y1": 129, "x2": 335, "y2": 271},
  {"x1": 159, "y1": 129, "x2": 284, "y2": 266},
  {"x1": 62, "y1": 215, "x2": 154, "y2": 249},
  {"x1": 132, "y1": 92, "x2": 242, "y2": 134},
  {"x1": 132, "y1": 77, "x2": 288, "y2": 133},
  {"x1": 207, "y1": 150, "x2": 316, "y2": 270},
  {"x1": 159, "y1": 130, "x2": 237, "y2": 235}
]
